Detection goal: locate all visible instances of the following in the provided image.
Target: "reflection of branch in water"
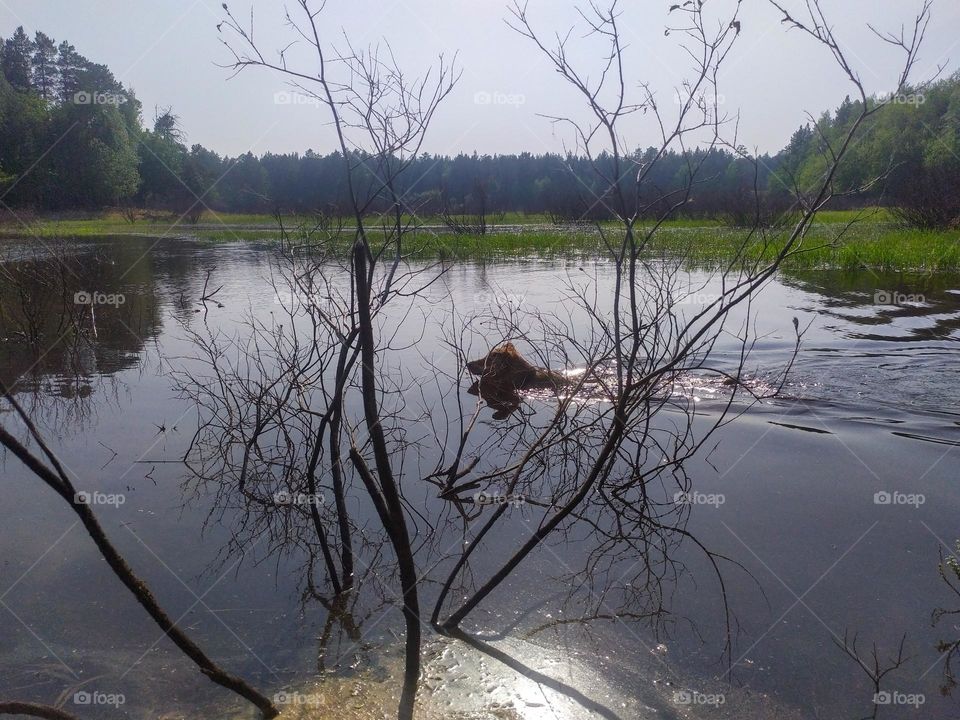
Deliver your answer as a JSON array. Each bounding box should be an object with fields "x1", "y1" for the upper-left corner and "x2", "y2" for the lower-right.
[
  {"x1": 303, "y1": 548, "x2": 388, "y2": 676},
  {"x1": 198, "y1": 267, "x2": 225, "y2": 320},
  {"x1": 444, "y1": 627, "x2": 625, "y2": 720},
  {"x1": 524, "y1": 610, "x2": 661, "y2": 640},
  {"x1": 0, "y1": 702, "x2": 81, "y2": 720},
  {"x1": 0, "y1": 383, "x2": 279, "y2": 719},
  {"x1": 934, "y1": 542, "x2": 960, "y2": 695},
  {"x1": 96, "y1": 440, "x2": 118, "y2": 469},
  {"x1": 833, "y1": 629, "x2": 910, "y2": 720},
  {"x1": 0, "y1": 240, "x2": 153, "y2": 434},
  {"x1": 462, "y1": 589, "x2": 571, "y2": 643},
  {"x1": 314, "y1": 592, "x2": 376, "y2": 677}
]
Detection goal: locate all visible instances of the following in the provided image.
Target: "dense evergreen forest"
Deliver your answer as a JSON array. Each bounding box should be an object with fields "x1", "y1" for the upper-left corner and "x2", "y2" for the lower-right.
[{"x1": 0, "y1": 25, "x2": 957, "y2": 227}]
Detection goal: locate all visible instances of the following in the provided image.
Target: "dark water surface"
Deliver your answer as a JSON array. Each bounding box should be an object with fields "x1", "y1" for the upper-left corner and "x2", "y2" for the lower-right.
[{"x1": 1, "y1": 236, "x2": 959, "y2": 719}]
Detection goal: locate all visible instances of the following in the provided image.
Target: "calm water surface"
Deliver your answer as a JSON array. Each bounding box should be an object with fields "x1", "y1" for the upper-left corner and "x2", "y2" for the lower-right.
[{"x1": 1, "y1": 236, "x2": 959, "y2": 719}]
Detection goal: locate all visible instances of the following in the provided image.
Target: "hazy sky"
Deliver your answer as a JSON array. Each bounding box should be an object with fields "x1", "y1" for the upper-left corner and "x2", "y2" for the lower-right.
[{"x1": 2, "y1": 0, "x2": 957, "y2": 158}]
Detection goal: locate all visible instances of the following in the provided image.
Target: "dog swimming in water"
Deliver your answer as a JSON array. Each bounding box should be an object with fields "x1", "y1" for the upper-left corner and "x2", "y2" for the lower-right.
[{"x1": 465, "y1": 342, "x2": 566, "y2": 419}]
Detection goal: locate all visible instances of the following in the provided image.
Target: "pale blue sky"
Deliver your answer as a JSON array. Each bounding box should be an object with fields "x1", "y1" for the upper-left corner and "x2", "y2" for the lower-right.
[{"x1": 2, "y1": 0, "x2": 957, "y2": 158}]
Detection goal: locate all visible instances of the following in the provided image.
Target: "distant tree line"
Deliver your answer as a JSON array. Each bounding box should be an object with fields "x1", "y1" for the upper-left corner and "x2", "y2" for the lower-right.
[
  {"x1": 1, "y1": 25, "x2": 957, "y2": 227},
  {"x1": 774, "y1": 78, "x2": 960, "y2": 229}
]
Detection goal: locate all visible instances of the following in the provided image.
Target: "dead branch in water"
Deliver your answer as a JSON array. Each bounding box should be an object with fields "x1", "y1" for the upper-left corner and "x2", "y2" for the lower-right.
[
  {"x1": 0, "y1": 382, "x2": 279, "y2": 719},
  {"x1": 0, "y1": 702, "x2": 81, "y2": 720},
  {"x1": 213, "y1": 3, "x2": 461, "y2": 718}
]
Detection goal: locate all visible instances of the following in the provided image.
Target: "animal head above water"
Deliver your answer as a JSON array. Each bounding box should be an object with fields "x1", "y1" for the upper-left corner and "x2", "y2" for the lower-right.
[
  {"x1": 466, "y1": 342, "x2": 528, "y2": 376},
  {"x1": 467, "y1": 342, "x2": 565, "y2": 387},
  {"x1": 465, "y1": 342, "x2": 566, "y2": 419}
]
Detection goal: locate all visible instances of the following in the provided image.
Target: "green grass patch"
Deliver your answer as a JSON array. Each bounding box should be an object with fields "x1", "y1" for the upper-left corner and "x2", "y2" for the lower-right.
[
  {"x1": 2, "y1": 208, "x2": 954, "y2": 271},
  {"x1": 639, "y1": 221, "x2": 960, "y2": 271},
  {"x1": 0, "y1": 206, "x2": 890, "y2": 237}
]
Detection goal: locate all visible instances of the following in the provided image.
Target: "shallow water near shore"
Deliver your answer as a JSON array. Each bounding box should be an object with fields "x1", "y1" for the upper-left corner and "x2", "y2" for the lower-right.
[{"x1": 2, "y1": 235, "x2": 960, "y2": 719}]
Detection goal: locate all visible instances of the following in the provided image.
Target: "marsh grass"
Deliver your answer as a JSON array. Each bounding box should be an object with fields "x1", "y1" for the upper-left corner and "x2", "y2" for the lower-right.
[
  {"x1": 2, "y1": 208, "x2": 955, "y2": 270},
  {"x1": 423, "y1": 219, "x2": 959, "y2": 271},
  {"x1": 652, "y1": 222, "x2": 960, "y2": 272}
]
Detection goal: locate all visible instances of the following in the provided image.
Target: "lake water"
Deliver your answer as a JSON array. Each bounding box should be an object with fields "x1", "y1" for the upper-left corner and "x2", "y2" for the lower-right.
[{"x1": 1, "y1": 235, "x2": 959, "y2": 719}]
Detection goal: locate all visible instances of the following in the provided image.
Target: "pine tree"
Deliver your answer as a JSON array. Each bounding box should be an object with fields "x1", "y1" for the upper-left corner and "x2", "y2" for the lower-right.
[
  {"x1": 2, "y1": 26, "x2": 34, "y2": 91},
  {"x1": 32, "y1": 32, "x2": 58, "y2": 101},
  {"x1": 56, "y1": 41, "x2": 84, "y2": 103}
]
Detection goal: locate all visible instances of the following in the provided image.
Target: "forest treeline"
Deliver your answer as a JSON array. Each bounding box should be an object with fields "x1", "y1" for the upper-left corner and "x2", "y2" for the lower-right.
[{"x1": 1, "y1": 25, "x2": 958, "y2": 227}]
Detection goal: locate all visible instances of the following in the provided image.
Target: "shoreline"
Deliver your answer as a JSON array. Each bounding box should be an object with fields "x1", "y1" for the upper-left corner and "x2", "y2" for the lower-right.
[{"x1": 0, "y1": 210, "x2": 957, "y2": 271}]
